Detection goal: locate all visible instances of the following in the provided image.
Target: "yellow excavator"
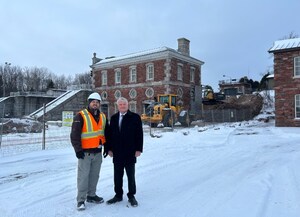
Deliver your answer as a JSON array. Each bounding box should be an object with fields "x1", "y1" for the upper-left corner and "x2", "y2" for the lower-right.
[
  {"x1": 202, "y1": 89, "x2": 226, "y2": 105},
  {"x1": 141, "y1": 94, "x2": 190, "y2": 127}
]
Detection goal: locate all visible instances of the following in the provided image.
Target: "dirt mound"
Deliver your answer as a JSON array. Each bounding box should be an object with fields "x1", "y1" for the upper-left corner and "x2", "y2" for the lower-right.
[{"x1": 208, "y1": 94, "x2": 263, "y2": 116}]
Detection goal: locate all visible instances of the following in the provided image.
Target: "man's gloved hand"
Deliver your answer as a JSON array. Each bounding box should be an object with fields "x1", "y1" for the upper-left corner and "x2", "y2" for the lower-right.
[{"x1": 76, "y1": 151, "x2": 85, "y2": 159}]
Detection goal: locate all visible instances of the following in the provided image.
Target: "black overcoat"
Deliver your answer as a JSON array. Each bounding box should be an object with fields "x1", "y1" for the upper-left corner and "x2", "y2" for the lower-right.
[{"x1": 108, "y1": 110, "x2": 143, "y2": 164}]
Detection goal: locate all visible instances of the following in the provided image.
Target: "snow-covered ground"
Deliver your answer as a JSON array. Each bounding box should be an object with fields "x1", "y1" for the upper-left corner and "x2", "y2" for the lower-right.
[{"x1": 1, "y1": 91, "x2": 300, "y2": 217}]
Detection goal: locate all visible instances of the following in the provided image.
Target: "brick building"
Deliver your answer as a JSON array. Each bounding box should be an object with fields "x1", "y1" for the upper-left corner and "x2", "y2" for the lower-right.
[
  {"x1": 269, "y1": 38, "x2": 300, "y2": 127},
  {"x1": 218, "y1": 79, "x2": 252, "y2": 96},
  {"x1": 90, "y1": 38, "x2": 204, "y2": 119}
]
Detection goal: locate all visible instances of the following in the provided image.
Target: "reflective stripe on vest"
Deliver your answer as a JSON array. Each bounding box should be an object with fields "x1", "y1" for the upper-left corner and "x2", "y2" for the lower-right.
[{"x1": 80, "y1": 109, "x2": 106, "y2": 149}]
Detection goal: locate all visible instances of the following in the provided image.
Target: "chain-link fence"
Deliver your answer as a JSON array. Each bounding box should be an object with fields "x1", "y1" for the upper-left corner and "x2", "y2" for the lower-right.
[
  {"x1": 202, "y1": 108, "x2": 254, "y2": 123},
  {"x1": 0, "y1": 124, "x2": 71, "y2": 156}
]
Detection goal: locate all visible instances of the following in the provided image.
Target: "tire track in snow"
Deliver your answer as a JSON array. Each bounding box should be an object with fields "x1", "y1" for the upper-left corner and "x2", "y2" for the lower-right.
[{"x1": 144, "y1": 124, "x2": 290, "y2": 217}]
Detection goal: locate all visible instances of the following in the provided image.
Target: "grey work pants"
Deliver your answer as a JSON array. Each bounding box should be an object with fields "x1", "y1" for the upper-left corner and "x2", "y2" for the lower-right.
[{"x1": 77, "y1": 152, "x2": 102, "y2": 202}]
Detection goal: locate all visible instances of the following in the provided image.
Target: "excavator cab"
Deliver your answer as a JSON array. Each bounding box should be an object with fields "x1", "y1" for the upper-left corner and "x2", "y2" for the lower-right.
[
  {"x1": 202, "y1": 89, "x2": 225, "y2": 105},
  {"x1": 158, "y1": 94, "x2": 177, "y2": 107},
  {"x1": 141, "y1": 94, "x2": 190, "y2": 127}
]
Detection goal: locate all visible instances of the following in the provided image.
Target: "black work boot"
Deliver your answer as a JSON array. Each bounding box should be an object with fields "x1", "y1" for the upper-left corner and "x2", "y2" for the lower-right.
[
  {"x1": 106, "y1": 196, "x2": 123, "y2": 205},
  {"x1": 128, "y1": 197, "x2": 138, "y2": 207},
  {"x1": 87, "y1": 195, "x2": 104, "y2": 204}
]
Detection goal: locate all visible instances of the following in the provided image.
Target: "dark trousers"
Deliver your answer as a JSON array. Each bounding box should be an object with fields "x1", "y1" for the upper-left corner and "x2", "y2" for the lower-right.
[{"x1": 114, "y1": 163, "x2": 136, "y2": 199}]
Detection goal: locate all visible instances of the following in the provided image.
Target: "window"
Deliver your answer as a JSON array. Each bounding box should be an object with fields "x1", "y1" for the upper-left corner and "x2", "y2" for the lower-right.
[
  {"x1": 171, "y1": 95, "x2": 177, "y2": 106},
  {"x1": 129, "y1": 102, "x2": 137, "y2": 113},
  {"x1": 129, "y1": 89, "x2": 137, "y2": 99},
  {"x1": 295, "y1": 57, "x2": 300, "y2": 77},
  {"x1": 190, "y1": 67, "x2": 195, "y2": 82},
  {"x1": 101, "y1": 91, "x2": 108, "y2": 100},
  {"x1": 145, "y1": 88, "x2": 154, "y2": 98},
  {"x1": 177, "y1": 88, "x2": 183, "y2": 97},
  {"x1": 115, "y1": 68, "x2": 121, "y2": 84},
  {"x1": 146, "y1": 63, "x2": 154, "y2": 81},
  {"x1": 296, "y1": 94, "x2": 300, "y2": 118},
  {"x1": 114, "y1": 103, "x2": 118, "y2": 114},
  {"x1": 101, "y1": 71, "x2": 107, "y2": 85},
  {"x1": 114, "y1": 90, "x2": 121, "y2": 99},
  {"x1": 177, "y1": 64, "x2": 183, "y2": 81},
  {"x1": 129, "y1": 66, "x2": 137, "y2": 83}
]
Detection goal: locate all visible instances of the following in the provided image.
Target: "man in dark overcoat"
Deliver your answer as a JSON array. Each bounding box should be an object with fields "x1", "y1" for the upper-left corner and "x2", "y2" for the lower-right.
[{"x1": 106, "y1": 97, "x2": 143, "y2": 207}]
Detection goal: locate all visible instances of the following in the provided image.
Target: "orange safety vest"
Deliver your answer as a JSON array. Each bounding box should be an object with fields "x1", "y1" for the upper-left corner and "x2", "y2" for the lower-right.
[{"x1": 79, "y1": 109, "x2": 106, "y2": 149}]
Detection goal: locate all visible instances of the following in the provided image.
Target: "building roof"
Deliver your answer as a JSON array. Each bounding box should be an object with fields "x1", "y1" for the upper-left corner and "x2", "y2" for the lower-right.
[
  {"x1": 92, "y1": 46, "x2": 204, "y2": 69},
  {"x1": 97, "y1": 47, "x2": 171, "y2": 64},
  {"x1": 266, "y1": 74, "x2": 274, "y2": 79},
  {"x1": 269, "y1": 38, "x2": 300, "y2": 53}
]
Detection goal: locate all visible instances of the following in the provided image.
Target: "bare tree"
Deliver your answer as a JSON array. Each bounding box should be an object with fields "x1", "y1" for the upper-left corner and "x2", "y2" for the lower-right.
[
  {"x1": 74, "y1": 71, "x2": 92, "y2": 85},
  {"x1": 280, "y1": 31, "x2": 299, "y2": 40},
  {"x1": 0, "y1": 63, "x2": 91, "y2": 96}
]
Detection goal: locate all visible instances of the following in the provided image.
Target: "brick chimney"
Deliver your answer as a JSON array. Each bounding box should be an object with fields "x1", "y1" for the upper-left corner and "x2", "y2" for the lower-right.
[
  {"x1": 177, "y1": 38, "x2": 190, "y2": 56},
  {"x1": 92, "y1": 52, "x2": 102, "y2": 64}
]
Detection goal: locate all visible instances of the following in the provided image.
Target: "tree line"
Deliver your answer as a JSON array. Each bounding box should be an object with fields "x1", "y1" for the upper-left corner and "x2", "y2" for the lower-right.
[{"x1": 0, "y1": 64, "x2": 91, "y2": 97}]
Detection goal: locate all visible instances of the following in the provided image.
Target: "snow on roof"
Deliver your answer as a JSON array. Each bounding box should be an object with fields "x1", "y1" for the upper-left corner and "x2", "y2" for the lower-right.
[
  {"x1": 266, "y1": 74, "x2": 274, "y2": 79},
  {"x1": 269, "y1": 38, "x2": 300, "y2": 52},
  {"x1": 95, "y1": 47, "x2": 173, "y2": 65},
  {"x1": 0, "y1": 96, "x2": 10, "y2": 103}
]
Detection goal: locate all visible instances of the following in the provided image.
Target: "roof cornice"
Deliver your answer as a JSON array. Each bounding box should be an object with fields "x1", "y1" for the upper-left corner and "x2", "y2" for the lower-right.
[{"x1": 91, "y1": 47, "x2": 204, "y2": 70}]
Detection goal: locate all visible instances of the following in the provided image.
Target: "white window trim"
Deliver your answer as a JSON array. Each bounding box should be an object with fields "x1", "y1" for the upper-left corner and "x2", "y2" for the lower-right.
[
  {"x1": 177, "y1": 63, "x2": 183, "y2": 81},
  {"x1": 129, "y1": 88, "x2": 137, "y2": 99},
  {"x1": 114, "y1": 103, "x2": 118, "y2": 114},
  {"x1": 146, "y1": 63, "x2": 154, "y2": 81},
  {"x1": 129, "y1": 66, "x2": 137, "y2": 83},
  {"x1": 101, "y1": 91, "x2": 108, "y2": 100},
  {"x1": 114, "y1": 90, "x2": 121, "y2": 99},
  {"x1": 101, "y1": 70, "x2": 107, "y2": 85},
  {"x1": 295, "y1": 94, "x2": 300, "y2": 119},
  {"x1": 177, "y1": 87, "x2": 183, "y2": 97},
  {"x1": 190, "y1": 67, "x2": 195, "y2": 83},
  {"x1": 145, "y1": 87, "x2": 154, "y2": 98},
  {"x1": 294, "y1": 56, "x2": 300, "y2": 77},
  {"x1": 129, "y1": 101, "x2": 137, "y2": 113},
  {"x1": 115, "y1": 68, "x2": 121, "y2": 84}
]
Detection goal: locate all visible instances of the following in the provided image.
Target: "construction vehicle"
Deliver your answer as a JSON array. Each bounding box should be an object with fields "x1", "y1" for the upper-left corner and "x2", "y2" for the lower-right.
[
  {"x1": 141, "y1": 94, "x2": 191, "y2": 127},
  {"x1": 202, "y1": 89, "x2": 226, "y2": 105}
]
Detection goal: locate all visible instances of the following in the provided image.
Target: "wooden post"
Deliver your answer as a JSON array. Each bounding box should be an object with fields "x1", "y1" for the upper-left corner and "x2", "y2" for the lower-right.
[{"x1": 42, "y1": 103, "x2": 46, "y2": 150}]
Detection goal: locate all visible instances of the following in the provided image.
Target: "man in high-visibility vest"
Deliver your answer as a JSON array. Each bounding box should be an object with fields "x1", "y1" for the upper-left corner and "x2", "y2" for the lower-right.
[{"x1": 71, "y1": 92, "x2": 109, "y2": 211}]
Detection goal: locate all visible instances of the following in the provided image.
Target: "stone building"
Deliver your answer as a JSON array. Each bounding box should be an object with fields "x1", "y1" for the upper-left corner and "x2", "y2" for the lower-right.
[
  {"x1": 90, "y1": 38, "x2": 204, "y2": 118},
  {"x1": 269, "y1": 37, "x2": 300, "y2": 127}
]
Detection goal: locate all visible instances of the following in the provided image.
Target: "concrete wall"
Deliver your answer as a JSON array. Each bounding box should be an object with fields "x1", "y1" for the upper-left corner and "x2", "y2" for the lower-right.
[
  {"x1": 0, "y1": 96, "x2": 55, "y2": 118},
  {"x1": 0, "y1": 90, "x2": 93, "y2": 121}
]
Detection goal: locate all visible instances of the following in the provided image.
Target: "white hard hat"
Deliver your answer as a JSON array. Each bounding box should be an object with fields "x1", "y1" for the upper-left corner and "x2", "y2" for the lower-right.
[{"x1": 88, "y1": 92, "x2": 102, "y2": 101}]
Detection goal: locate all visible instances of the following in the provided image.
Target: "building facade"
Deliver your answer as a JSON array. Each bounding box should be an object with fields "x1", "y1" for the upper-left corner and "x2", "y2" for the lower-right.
[
  {"x1": 218, "y1": 79, "x2": 252, "y2": 96},
  {"x1": 90, "y1": 38, "x2": 204, "y2": 118},
  {"x1": 269, "y1": 38, "x2": 300, "y2": 127}
]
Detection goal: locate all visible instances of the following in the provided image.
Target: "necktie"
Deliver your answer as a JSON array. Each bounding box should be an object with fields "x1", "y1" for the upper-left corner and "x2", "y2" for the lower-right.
[{"x1": 119, "y1": 114, "x2": 124, "y2": 130}]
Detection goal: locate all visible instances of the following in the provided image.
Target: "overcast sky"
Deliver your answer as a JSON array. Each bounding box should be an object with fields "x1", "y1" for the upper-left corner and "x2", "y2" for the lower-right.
[{"x1": 1, "y1": 0, "x2": 299, "y2": 89}]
